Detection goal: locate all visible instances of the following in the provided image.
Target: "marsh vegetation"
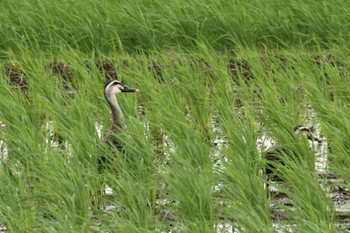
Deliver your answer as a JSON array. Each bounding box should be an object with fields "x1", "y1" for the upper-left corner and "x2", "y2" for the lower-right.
[{"x1": 0, "y1": 0, "x2": 350, "y2": 232}]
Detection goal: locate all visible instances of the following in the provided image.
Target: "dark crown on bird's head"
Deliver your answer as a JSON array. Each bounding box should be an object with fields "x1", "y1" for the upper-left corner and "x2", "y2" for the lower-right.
[
  {"x1": 104, "y1": 80, "x2": 122, "y2": 90},
  {"x1": 104, "y1": 80, "x2": 139, "y2": 94}
]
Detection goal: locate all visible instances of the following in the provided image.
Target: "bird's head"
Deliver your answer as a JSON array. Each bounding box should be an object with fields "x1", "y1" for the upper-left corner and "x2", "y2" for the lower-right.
[
  {"x1": 294, "y1": 125, "x2": 322, "y2": 143},
  {"x1": 104, "y1": 80, "x2": 139, "y2": 97},
  {"x1": 294, "y1": 125, "x2": 312, "y2": 139}
]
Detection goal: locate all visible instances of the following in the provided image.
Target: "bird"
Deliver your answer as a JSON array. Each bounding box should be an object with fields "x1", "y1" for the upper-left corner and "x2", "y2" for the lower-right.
[
  {"x1": 293, "y1": 125, "x2": 322, "y2": 144},
  {"x1": 98, "y1": 80, "x2": 139, "y2": 169},
  {"x1": 264, "y1": 125, "x2": 322, "y2": 182}
]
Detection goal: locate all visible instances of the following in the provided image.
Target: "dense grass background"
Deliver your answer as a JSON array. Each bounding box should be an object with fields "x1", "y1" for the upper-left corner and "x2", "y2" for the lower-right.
[
  {"x1": 0, "y1": 0, "x2": 350, "y2": 54},
  {"x1": 0, "y1": 0, "x2": 350, "y2": 232}
]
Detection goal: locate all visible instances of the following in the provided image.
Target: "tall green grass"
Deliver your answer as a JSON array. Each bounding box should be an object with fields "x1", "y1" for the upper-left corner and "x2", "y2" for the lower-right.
[
  {"x1": 0, "y1": 0, "x2": 350, "y2": 232},
  {"x1": 1, "y1": 47, "x2": 348, "y2": 232},
  {"x1": 0, "y1": 0, "x2": 350, "y2": 54}
]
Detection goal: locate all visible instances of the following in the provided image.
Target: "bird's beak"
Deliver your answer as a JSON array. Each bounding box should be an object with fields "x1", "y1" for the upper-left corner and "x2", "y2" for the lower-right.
[{"x1": 122, "y1": 87, "x2": 140, "y2": 93}]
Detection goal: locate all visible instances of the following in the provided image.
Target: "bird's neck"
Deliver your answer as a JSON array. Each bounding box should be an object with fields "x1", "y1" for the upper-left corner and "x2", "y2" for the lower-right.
[{"x1": 106, "y1": 94, "x2": 125, "y2": 131}]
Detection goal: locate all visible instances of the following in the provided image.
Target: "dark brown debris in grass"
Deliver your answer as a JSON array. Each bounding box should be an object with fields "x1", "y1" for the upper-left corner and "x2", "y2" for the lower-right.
[
  {"x1": 50, "y1": 61, "x2": 76, "y2": 97},
  {"x1": 51, "y1": 61, "x2": 74, "y2": 83},
  {"x1": 312, "y1": 55, "x2": 340, "y2": 68},
  {"x1": 3, "y1": 62, "x2": 28, "y2": 93},
  {"x1": 94, "y1": 60, "x2": 118, "y2": 81},
  {"x1": 228, "y1": 57, "x2": 252, "y2": 82},
  {"x1": 189, "y1": 57, "x2": 214, "y2": 79}
]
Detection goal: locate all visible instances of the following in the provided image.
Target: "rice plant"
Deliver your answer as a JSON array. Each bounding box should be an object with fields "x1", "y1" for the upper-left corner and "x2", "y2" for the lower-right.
[{"x1": 1, "y1": 1, "x2": 350, "y2": 232}]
